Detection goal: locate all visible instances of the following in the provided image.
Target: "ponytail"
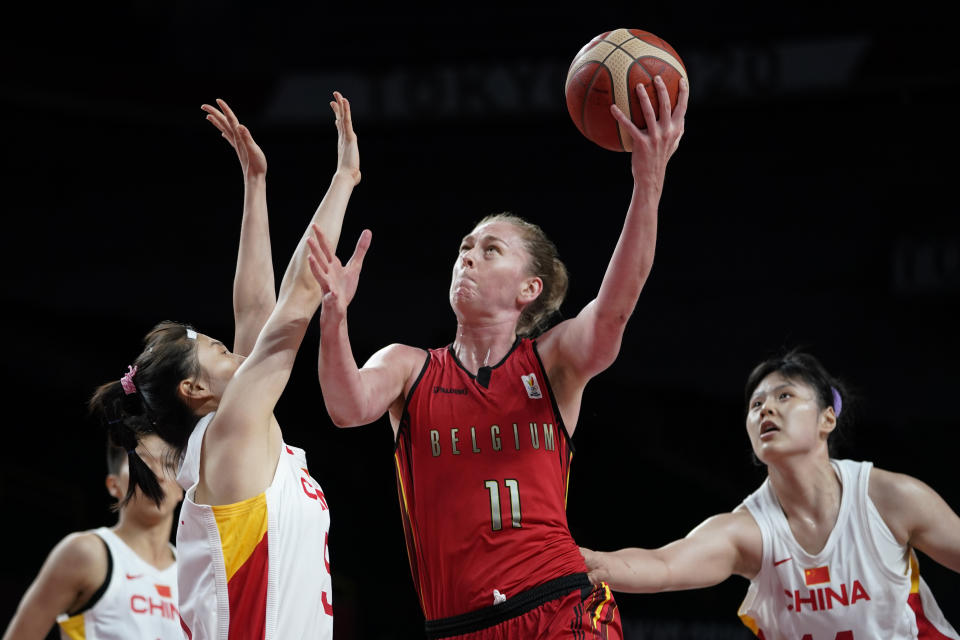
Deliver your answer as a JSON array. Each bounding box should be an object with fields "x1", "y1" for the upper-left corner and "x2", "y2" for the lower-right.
[
  {"x1": 89, "y1": 320, "x2": 202, "y2": 509},
  {"x1": 91, "y1": 379, "x2": 164, "y2": 508}
]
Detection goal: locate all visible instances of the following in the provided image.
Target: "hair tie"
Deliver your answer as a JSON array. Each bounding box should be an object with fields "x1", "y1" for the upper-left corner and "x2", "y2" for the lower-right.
[
  {"x1": 831, "y1": 386, "x2": 843, "y2": 417},
  {"x1": 186, "y1": 329, "x2": 197, "y2": 340},
  {"x1": 120, "y1": 365, "x2": 138, "y2": 395}
]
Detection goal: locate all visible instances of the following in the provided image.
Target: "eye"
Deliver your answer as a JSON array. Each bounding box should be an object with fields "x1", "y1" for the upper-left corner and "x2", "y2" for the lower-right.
[
  {"x1": 778, "y1": 392, "x2": 791, "y2": 400},
  {"x1": 750, "y1": 400, "x2": 762, "y2": 409}
]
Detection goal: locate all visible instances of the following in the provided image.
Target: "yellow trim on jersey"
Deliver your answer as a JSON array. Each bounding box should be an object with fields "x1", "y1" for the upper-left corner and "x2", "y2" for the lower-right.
[
  {"x1": 393, "y1": 453, "x2": 411, "y2": 516},
  {"x1": 591, "y1": 583, "x2": 613, "y2": 627},
  {"x1": 909, "y1": 549, "x2": 921, "y2": 594},
  {"x1": 739, "y1": 613, "x2": 760, "y2": 636},
  {"x1": 57, "y1": 612, "x2": 85, "y2": 639},
  {"x1": 212, "y1": 492, "x2": 268, "y2": 582}
]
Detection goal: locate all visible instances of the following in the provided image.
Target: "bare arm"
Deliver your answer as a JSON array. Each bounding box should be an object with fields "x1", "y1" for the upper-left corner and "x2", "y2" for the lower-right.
[
  {"x1": 870, "y1": 467, "x2": 960, "y2": 573},
  {"x1": 581, "y1": 508, "x2": 761, "y2": 593},
  {"x1": 200, "y1": 93, "x2": 362, "y2": 505},
  {"x1": 3, "y1": 533, "x2": 106, "y2": 640},
  {"x1": 203, "y1": 99, "x2": 275, "y2": 356},
  {"x1": 539, "y1": 77, "x2": 688, "y2": 394},
  {"x1": 311, "y1": 224, "x2": 424, "y2": 429}
]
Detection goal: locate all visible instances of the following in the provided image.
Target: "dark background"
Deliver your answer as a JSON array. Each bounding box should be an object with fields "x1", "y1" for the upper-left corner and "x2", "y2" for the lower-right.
[{"x1": 2, "y1": 3, "x2": 957, "y2": 638}]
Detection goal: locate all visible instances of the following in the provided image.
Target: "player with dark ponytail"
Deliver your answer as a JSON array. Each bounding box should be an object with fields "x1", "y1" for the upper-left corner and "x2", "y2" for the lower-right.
[
  {"x1": 80, "y1": 92, "x2": 365, "y2": 640},
  {"x1": 89, "y1": 321, "x2": 203, "y2": 508}
]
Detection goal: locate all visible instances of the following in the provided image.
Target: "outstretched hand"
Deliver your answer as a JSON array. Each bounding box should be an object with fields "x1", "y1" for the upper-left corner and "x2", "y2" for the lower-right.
[
  {"x1": 202, "y1": 98, "x2": 267, "y2": 179},
  {"x1": 331, "y1": 91, "x2": 360, "y2": 186},
  {"x1": 307, "y1": 225, "x2": 372, "y2": 320},
  {"x1": 611, "y1": 75, "x2": 688, "y2": 183}
]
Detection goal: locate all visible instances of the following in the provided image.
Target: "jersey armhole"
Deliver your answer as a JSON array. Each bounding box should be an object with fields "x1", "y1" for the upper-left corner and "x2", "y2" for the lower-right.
[
  {"x1": 394, "y1": 350, "x2": 432, "y2": 450},
  {"x1": 66, "y1": 534, "x2": 113, "y2": 616},
  {"x1": 531, "y1": 340, "x2": 573, "y2": 449},
  {"x1": 860, "y1": 464, "x2": 911, "y2": 581}
]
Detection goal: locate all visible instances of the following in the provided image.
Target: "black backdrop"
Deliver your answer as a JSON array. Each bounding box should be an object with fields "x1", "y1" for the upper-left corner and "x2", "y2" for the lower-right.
[{"x1": 2, "y1": 3, "x2": 957, "y2": 638}]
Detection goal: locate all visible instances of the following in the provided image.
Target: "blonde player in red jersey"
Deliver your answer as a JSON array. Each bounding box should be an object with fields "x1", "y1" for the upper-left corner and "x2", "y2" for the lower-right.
[
  {"x1": 3, "y1": 435, "x2": 183, "y2": 640},
  {"x1": 86, "y1": 94, "x2": 366, "y2": 639},
  {"x1": 312, "y1": 75, "x2": 687, "y2": 639},
  {"x1": 581, "y1": 350, "x2": 960, "y2": 640}
]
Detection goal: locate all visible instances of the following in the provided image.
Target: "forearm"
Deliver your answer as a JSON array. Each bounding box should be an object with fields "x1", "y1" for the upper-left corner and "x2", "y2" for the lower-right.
[
  {"x1": 592, "y1": 547, "x2": 670, "y2": 593},
  {"x1": 317, "y1": 314, "x2": 376, "y2": 427},
  {"x1": 233, "y1": 173, "x2": 276, "y2": 355},
  {"x1": 594, "y1": 177, "x2": 660, "y2": 321},
  {"x1": 277, "y1": 172, "x2": 356, "y2": 298}
]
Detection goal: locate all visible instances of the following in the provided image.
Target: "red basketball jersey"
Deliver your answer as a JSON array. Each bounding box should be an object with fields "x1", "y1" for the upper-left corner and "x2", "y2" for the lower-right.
[{"x1": 394, "y1": 338, "x2": 588, "y2": 620}]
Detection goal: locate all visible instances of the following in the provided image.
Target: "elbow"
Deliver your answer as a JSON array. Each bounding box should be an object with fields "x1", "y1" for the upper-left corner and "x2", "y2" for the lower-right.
[{"x1": 324, "y1": 403, "x2": 365, "y2": 429}]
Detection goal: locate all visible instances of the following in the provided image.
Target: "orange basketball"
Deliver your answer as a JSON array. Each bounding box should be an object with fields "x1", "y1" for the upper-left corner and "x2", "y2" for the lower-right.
[{"x1": 565, "y1": 29, "x2": 688, "y2": 152}]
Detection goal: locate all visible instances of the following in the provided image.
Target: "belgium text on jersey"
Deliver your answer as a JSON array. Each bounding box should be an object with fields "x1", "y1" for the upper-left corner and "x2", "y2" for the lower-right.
[{"x1": 429, "y1": 423, "x2": 558, "y2": 457}]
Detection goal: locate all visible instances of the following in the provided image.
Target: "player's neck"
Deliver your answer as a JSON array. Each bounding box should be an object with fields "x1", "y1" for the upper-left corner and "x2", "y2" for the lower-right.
[
  {"x1": 768, "y1": 457, "x2": 842, "y2": 550},
  {"x1": 113, "y1": 513, "x2": 175, "y2": 569},
  {"x1": 452, "y1": 321, "x2": 517, "y2": 375}
]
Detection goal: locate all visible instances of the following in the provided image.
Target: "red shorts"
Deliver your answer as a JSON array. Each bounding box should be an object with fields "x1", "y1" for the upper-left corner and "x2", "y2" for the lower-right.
[{"x1": 426, "y1": 574, "x2": 622, "y2": 640}]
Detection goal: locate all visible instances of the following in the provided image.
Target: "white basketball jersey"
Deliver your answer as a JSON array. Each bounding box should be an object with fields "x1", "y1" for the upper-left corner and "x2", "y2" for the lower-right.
[
  {"x1": 175, "y1": 413, "x2": 333, "y2": 640},
  {"x1": 738, "y1": 459, "x2": 958, "y2": 640},
  {"x1": 57, "y1": 527, "x2": 182, "y2": 640}
]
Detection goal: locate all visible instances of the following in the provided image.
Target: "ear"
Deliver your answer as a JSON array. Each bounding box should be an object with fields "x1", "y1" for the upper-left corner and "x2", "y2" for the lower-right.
[
  {"x1": 518, "y1": 276, "x2": 543, "y2": 305},
  {"x1": 819, "y1": 406, "x2": 837, "y2": 440},
  {"x1": 177, "y1": 377, "x2": 209, "y2": 402},
  {"x1": 105, "y1": 473, "x2": 122, "y2": 500}
]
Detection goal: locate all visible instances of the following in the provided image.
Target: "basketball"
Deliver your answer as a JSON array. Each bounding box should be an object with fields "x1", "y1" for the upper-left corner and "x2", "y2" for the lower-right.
[{"x1": 565, "y1": 29, "x2": 688, "y2": 152}]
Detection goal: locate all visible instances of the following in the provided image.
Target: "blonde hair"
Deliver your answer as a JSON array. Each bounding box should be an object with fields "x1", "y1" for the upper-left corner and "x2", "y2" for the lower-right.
[{"x1": 475, "y1": 213, "x2": 569, "y2": 337}]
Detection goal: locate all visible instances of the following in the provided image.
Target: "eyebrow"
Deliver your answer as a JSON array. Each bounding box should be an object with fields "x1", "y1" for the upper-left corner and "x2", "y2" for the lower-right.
[
  {"x1": 751, "y1": 383, "x2": 796, "y2": 401},
  {"x1": 209, "y1": 339, "x2": 225, "y2": 349}
]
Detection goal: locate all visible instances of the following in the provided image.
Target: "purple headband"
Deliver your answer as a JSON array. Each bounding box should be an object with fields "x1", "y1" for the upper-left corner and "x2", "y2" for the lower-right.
[
  {"x1": 831, "y1": 386, "x2": 842, "y2": 417},
  {"x1": 120, "y1": 365, "x2": 138, "y2": 395}
]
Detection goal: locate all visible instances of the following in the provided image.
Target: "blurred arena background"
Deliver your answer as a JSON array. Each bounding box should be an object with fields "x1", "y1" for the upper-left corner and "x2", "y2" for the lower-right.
[{"x1": 1, "y1": 3, "x2": 956, "y2": 638}]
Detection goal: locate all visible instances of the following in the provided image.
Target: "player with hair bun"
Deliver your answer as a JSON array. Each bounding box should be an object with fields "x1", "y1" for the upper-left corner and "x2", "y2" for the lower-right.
[
  {"x1": 83, "y1": 93, "x2": 366, "y2": 640},
  {"x1": 581, "y1": 349, "x2": 960, "y2": 640},
  {"x1": 314, "y1": 76, "x2": 687, "y2": 639}
]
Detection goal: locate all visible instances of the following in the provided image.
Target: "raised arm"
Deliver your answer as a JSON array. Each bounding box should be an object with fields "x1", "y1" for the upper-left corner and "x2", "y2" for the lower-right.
[
  {"x1": 581, "y1": 507, "x2": 760, "y2": 593},
  {"x1": 312, "y1": 221, "x2": 424, "y2": 430},
  {"x1": 540, "y1": 76, "x2": 688, "y2": 386},
  {"x1": 199, "y1": 93, "x2": 363, "y2": 505},
  {"x1": 870, "y1": 467, "x2": 960, "y2": 574},
  {"x1": 202, "y1": 99, "x2": 275, "y2": 356},
  {"x1": 2, "y1": 533, "x2": 107, "y2": 640}
]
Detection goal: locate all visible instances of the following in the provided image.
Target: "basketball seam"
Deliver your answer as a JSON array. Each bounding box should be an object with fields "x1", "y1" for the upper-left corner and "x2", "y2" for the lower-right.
[
  {"x1": 627, "y1": 58, "x2": 654, "y2": 134},
  {"x1": 580, "y1": 64, "x2": 608, "y2": 147}
]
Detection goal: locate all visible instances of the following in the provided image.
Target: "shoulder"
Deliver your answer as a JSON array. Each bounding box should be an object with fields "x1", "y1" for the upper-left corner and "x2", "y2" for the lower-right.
[
  {"x1": 710, "y1": 507, "x2": 763, "y2": 542},
  {"x1": 368, "y1": 343, "x2": 428, "y2": 367},
  {"x1": 868, "y1": 465, "x2": 932, "y2": 505},
  {"x1": 45, "y1": 531, "x2": 109, "y2": 584},
  {"x1": 692, "y1": 508, "x2": 764, "y2": 579},
  {"x1": 868, "y1": 465, "x2": 939, "y2": 544}
]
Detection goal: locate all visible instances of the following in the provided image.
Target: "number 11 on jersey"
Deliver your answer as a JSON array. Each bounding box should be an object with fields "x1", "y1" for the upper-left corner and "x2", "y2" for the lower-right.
[{"x1": 484, "y1": 479, "x2": 522, "y2": 531}]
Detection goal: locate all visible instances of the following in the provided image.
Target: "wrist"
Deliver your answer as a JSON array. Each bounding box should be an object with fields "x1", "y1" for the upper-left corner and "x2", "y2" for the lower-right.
[
  {"x1": 333, "y1": 168, "x2": 361, "y2": 187},
  {"x1": 244, "y1": 172, "x2": 267, "y2": 186}
]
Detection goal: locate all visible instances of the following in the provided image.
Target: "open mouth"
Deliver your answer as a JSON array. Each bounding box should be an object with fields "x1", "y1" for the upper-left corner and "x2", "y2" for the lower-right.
[{"x1": 760, "y1": 420, "x2": 779, "y2": 436}]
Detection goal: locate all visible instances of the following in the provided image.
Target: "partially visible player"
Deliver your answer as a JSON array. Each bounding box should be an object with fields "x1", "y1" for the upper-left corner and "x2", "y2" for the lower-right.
[
  {"x1": 581, "y1": 350, "x2": 960, "y2": 639},
  {"x1": 313, "y1": 76, "x2": 686, "y2": 638},
  {"x1": 2, "y1": 435, "x2": 184, "y2": 640},
  {"x1": 86, "y1": 93, "x2": 365, "y2": 639}
]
